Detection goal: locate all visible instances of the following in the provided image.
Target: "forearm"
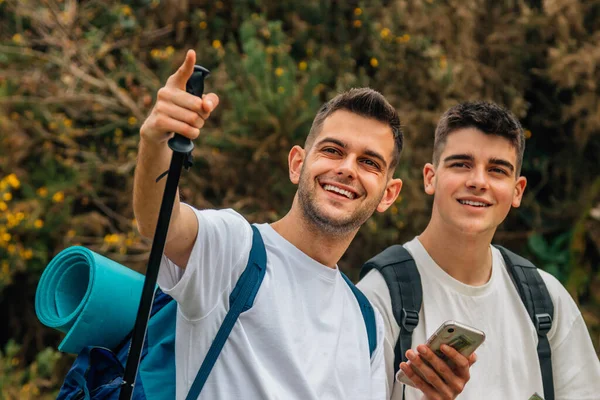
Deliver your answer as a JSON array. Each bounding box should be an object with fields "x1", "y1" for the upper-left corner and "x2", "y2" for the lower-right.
[{"x1": 133, "y1": 137, "x2": 182, "y2": 241}]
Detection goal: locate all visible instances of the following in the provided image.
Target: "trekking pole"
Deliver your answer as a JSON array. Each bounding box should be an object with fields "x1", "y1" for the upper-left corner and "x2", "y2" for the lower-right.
[{"x1": 119, "y1": 65, "x2": 210, "y2": 400}]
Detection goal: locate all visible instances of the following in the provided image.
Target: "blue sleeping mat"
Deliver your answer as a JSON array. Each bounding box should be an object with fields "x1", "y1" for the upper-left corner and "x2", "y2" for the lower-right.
[{"x1": 35, "y1": 246, "x2": 145, "y2": 354}]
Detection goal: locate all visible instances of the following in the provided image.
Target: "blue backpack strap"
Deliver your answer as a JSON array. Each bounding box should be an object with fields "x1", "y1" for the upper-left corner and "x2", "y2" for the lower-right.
[
  {"x1": 360, "y1": 245, "x2": 421, "y2": 378},
  {"x1": 185, "y1": 225, "x2": 267, "y2": 400},
  {"x1": 341, "y1": 272, "x2": 377, "y2": 358},
  {"x1": 495, "y1": 245, "x2": 554, "y2": 400}
]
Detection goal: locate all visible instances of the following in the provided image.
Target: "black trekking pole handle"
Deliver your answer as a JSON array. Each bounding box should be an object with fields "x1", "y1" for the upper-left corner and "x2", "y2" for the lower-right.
[{"x1": 119, "y1": 65, "x2": 210, "y2": 400}]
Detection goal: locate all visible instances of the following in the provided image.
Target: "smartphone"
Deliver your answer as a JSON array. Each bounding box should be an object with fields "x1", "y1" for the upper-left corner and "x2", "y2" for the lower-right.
[{"x1": 396, "y1": 320, "x2": 485, "y2": 388}]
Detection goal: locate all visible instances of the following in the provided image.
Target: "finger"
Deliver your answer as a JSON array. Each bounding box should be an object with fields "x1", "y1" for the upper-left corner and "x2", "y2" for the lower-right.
[
  {"x1": 400, "y1": 362, "x2": 439, "y2": 400},
  {"x1": 167, "y1": 49, "x2": 196, "y2": 89},
  {"x1": 468, "y1": 352, "x2": 477, "y2": 366},
  {"x1": 201, "y1": 93, "x2": 220, "y2": 113},
  {"x1": 149, "y1": 113, "x2": 200, "y2": 140},
  {"x1": 439, "y1": 344, "x2": 471, "y2": 375},
  {"x1": 156, "y1": 102, "x2": 207, "y2": 130},
  {"x1": 408, "y1": 349, "x2": 453, "y2": 398}
]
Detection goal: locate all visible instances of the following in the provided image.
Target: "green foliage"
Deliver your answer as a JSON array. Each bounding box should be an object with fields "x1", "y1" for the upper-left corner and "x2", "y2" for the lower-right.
[{"x1": 1, "y1": 0, "x2": 599, "y2": 394}]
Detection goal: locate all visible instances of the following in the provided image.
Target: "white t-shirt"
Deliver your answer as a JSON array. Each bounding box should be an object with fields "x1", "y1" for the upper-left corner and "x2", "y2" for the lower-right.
[
  {"x1": 158, "y1": 207, "x2": 386, "y2": 400},
  {"x1": 357, "y1": 237, "x2": 600, "y2": 400}
]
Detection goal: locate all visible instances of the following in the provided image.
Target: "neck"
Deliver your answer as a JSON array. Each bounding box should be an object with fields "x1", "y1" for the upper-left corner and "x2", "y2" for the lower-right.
[
  {"x1": 270, "y1": 205, "x2": 357, "y2": 269},
  {"x1": 418, "y1": 217, "x2": 495, "y2": 286}
]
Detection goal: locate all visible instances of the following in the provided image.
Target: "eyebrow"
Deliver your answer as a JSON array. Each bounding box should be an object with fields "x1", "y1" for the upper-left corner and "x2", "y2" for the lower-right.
[
  {"x1": 315, "y1": 137, "x2": 388, "y2": 169},
  {"x1": 443, "y1": 153, "x2": 515, "y2": 173}
]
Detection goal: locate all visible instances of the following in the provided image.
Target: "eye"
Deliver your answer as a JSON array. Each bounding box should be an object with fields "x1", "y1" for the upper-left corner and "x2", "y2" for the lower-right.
[
  {"x1": 361, "y1": 158, "x2": 381, "y2": 169},
  {"x1": 322, "y1": 147, "x2": 341, "y2": 155},
  {"x1": 450, "y1": 162, "x2": 469, "y2": 168},
  {"x1": 490, "y1": 167, "x2": 509, "y2": 175}
]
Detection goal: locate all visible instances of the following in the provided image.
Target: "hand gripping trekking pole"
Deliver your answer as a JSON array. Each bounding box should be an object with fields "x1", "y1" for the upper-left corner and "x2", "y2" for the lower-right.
[{"x1": 119, "y1": 65, "x2": 210, "y2": 400}]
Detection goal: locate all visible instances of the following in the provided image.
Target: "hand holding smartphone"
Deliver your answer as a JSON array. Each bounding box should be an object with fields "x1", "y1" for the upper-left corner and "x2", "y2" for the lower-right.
[{"x1": 396, "y1": 320, "x2": 485, "y2": 388}]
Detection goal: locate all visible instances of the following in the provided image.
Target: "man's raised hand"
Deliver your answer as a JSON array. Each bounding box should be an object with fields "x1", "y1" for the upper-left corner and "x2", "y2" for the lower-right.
[{"x1": 140, "y1": 49, "x2": 219, "y2": 144}]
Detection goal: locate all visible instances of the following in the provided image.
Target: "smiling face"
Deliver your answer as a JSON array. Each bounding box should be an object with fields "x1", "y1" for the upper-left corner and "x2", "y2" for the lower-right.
[
  {"x1": 424, "y1": 128, "x2": 527, "y2": 237},
  {"x1": 289, "y1": 110, "x2": 402, "y2": 235}
]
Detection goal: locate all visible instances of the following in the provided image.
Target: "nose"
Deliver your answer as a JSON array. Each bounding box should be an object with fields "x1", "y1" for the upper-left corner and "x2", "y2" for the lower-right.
[
  {"x1": 466, "y1": 166, "x2": 489, "y2": 191},
  {"x1": 334, "y1": 155, "x2": 357, "y2": 180}
]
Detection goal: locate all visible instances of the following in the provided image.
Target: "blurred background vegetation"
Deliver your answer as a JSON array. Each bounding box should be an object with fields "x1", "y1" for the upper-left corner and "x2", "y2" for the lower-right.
[{"x1": 0, "y1": 0, "x2": 599, "y2": 398}]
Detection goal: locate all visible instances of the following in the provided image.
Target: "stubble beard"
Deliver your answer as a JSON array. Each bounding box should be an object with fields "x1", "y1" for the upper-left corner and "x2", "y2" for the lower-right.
[{"x1": 297, "y1": 168, "x2": 383, "y2": 236}]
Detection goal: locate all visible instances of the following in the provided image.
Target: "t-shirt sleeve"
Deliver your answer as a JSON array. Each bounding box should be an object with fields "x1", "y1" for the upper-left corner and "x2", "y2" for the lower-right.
[
  {"x1": 157, "y1": 206, "x2": 253, "y2": 321},
  {"x1": 358, "y1": 269, "x2": 399, "y2": 399},
  {"x1": 540, "y1": 271, "x2": 600, "y2": 399}
]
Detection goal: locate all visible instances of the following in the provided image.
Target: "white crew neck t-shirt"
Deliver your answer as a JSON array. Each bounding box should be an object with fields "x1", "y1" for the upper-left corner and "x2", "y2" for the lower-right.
[
  {"x1": 358, "y1": 237, "x2": 600, "y2": 400},
  {"x1": 158, "y1": 207, "x2": 386, "y2": 400}
]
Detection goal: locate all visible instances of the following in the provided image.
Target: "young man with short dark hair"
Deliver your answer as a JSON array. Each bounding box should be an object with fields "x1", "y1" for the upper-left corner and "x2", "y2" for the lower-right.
[
  {"x1": 358, "y1": 101, "x2": 600, "y2": 399},
  {"x1": 133, "y1": 49, "x2": 416, "y2": 399}
]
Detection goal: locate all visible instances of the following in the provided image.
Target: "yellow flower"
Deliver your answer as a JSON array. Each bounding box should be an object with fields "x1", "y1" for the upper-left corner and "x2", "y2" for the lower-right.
[
  {"x1": 275, "y1": 67, "x2": 284, "y2": 77},
  {"x1": 370, "y1": 57, "x2": 379, "y2": 68},
  {"x1": 34, "y1": 219, "x2": 44, "y2": 229},
  {"x1": 122, "y1": 5, "x2": 132, "y2": 16},
  {"x1": 64, "y1": 118, "x2": 73, "y2": 128},
  {"x1": 212, "y1": 40, "x2": 222, "y2": 49},
  {"x1": 396, "y1": 34, "x2": 411, "y2": 43},
  {"x1": 525, "y1": 129, "x2": 532, "y2": 139},
  {"x1": 37, "y1": 187, "x2": 48, "y2": 197},
  {"x1": 7, "y1": 174, "x2": 20, "y2": 188},
  {"x1": 7, "y1": 244, "x2": 16, "y2": 254},
  {"x1": 165, "y1": 46, "x2": 174, "y2": 56},
  {"x1": 128, "y1": 116, "x2": 137, "y2": 126},
  {"x1": 115, "y1": 128, "x2": 123, "y2": 138},
  {"x1": 277, "y1": 86, "x2": 285, "y2": 94},
  {"x1": 12, "y1": 33, "x2": 23, "y2": 44},
  {"x1": 2, "y1": 233, "x2": 10, "y2": 242},
  {"x1": 67, "y1": 229, "x2": 76, "y2": 238},
  {"x1": 52, "y1": 191, "x2": 65, "y2": 203},
  {"x1": 49, "y1": 121, "x2": 58, "y2": 131},
  {"x1": 380, "y1": 28, "x2": 391, "y2": 39},
  {"x1": 3, "y1": 192, "x2": 12, "y2": 201},
  {"x1": 199, "y1": 21, "x2": 207, "y2": 30},
  {"x1": 151, "y1": 49, "x2": 160, "y2": 58},
  {"x1": 354, "y1": 8, "x2": 362, "y2": 16},
  {"x1": 298, "y1": 61, "x2": 307, "y2": 71},
  {"x1": 0, "y1": 202, "x2": 6, "y2": 211},
  {"x1": 22, "y1": 249, "x2": 33, "y2": 260},
  {"x1": 353, "y1": 20, "x2": 362, "y2": 28}
]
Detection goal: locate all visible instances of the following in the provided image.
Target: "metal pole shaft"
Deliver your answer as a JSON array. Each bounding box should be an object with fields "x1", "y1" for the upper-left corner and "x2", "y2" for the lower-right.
[{"x1": 119, "y1": 150, "x2": 186, "y2": 400}]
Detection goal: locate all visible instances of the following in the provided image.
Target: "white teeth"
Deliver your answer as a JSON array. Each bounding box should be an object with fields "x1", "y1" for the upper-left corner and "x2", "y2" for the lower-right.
[
  {"x1": 459, "y1": 200, "x2": 489, "y2": 207},
  {"x1": 323, "y1": 184, "x2": 355, "y2": 199}
]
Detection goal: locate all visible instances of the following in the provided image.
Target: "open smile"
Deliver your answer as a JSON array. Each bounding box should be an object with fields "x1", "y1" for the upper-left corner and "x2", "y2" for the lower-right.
[
  {"x1": 320, "y1": 182, "x2": 358, "y2": 200},
  {"x1": 457, "y1": 199, "x2": 491, "y2": 208}
]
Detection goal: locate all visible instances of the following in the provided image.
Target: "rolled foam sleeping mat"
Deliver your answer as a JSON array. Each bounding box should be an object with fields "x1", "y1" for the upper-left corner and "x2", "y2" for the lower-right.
[{"x1": 35, "y1": 246, "x2": 145, "y2": 354}]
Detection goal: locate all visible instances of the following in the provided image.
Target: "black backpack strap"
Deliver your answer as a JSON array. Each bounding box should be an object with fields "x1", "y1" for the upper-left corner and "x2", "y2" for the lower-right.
[
  {"x1": 495, "y1": 245, "x2": 554, "y2": 400},
  {"x1": 360, "y1": 245, "x2": 422, "y2": 377}
]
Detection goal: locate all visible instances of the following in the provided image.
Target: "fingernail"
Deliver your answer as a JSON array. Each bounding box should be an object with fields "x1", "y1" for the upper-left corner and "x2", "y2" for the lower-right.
[
  {"x1": 406, "y1": 351, "x2": 416, "y2": 360},
  {"x1": 206, "y1": 100, "x2": 213, "y2": 109},
  {"x1": 417, "y1": 346, "x2": 427, "y2": 355}
]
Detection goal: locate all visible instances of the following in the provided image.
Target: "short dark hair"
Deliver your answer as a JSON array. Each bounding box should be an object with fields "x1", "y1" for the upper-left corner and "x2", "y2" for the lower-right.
[
  {"x1": 305, "y1": 88, "x2": 403, "y2": 172},
  {"x1": 433, "y1": 101, "x2": 526, "y2": 175}
]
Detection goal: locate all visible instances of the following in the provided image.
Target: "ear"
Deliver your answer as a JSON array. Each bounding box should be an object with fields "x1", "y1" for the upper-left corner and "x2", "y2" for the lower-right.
[
  {"x1": 423, "y1": 163, "x2": 436, "y2": 195},
  {"x1": 511, "y1": 176, "x2": 527, "y2": 207},
  {"x1": 288, "y1": 145, "x2": 305, "y2": 184},
  {"x1": 376, "y1": 178, "x2": 403, "y2": 213}
]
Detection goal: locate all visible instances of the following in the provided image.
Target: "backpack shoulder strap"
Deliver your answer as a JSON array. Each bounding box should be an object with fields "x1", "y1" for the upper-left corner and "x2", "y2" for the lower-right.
[
  {"x1": 341, "y1": 272, "x2": 377, "y2": 358},
  {"x1": 360, "y1": 245, "x2": 422, "y2": 376},
  {"x1": 186, "y1": 224, "x2": 267, "y2": 400},
  {"x1": 494, "y1": 245, "x2": 555, "y2": 400}
]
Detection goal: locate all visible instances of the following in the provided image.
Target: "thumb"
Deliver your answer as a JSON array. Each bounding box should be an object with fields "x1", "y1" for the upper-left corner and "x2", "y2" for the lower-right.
[{"x1": 167, "y1": 49, "x2": 196, "y2": 89}]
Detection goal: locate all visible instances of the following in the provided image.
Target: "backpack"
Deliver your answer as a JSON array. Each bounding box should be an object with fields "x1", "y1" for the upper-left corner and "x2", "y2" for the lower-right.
[
  {"x1": 45, "y1": 225, "x2": 377, "y2": 400},
  {"x1": 360, "y1": 244, "x2": 555, "y2": 400}
]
